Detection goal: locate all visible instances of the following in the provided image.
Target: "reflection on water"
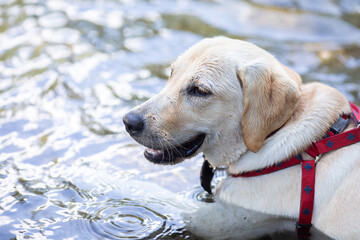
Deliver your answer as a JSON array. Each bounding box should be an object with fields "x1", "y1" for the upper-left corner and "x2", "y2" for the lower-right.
[{"x1": 0, "y1": 0, "x2": 359, "y2": 239}]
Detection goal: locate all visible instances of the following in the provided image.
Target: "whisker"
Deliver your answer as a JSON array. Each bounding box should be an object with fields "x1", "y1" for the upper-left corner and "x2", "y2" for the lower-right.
[
  {"x1": 164, "y1": 137, "x2": 183, "y2": 158},
  {"x1": 160, "y1": 138, "x2": 168, "y2": 164}
]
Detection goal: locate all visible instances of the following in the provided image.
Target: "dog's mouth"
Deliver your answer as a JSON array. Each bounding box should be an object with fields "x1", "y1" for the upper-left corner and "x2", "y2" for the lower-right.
[{"x1": 144, "y1": 133, "x2": 206, "y2": 164}]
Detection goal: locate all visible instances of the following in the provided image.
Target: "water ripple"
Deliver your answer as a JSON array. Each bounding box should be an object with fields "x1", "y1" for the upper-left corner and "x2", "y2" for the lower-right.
[{"x1": 77, "y1": 198, "x2": 189, "y2": 239}]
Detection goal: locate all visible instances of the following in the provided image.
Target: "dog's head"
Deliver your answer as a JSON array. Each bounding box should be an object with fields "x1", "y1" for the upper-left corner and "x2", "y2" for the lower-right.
[{"x1": 123, "y1": 37, "x2": 301, "y2": 166}]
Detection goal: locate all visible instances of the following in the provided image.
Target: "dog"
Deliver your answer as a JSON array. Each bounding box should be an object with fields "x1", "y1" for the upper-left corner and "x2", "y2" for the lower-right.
[{"x1": 123, "y1": 36, "x2": 360, "y2": 239}]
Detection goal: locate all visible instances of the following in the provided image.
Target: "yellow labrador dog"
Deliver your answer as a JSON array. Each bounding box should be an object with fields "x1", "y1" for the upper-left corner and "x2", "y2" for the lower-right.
[{"x1": 123, "y1": 37, "x2": 360, "y2": 239}]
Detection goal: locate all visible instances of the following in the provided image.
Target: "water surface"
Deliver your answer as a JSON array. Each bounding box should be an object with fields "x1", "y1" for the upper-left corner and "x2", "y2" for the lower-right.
[{"x1": 0, "y1": 0, "x2": 359, "y2": 239}]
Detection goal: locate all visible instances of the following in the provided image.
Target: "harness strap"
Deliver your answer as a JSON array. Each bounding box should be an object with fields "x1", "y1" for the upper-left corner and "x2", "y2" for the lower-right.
[
  {"x1": 350, "y1": 101, "x2": 360, "y2": 125},
  {"x1": 231, "y1": 155, "x2": 302, "y2": 177},
  {"x1": 296, "y1": 158, "x2": 315, "y2": 239},
  {"x1": 314, "y1": 127, "x2": 360, "y2": 155}
]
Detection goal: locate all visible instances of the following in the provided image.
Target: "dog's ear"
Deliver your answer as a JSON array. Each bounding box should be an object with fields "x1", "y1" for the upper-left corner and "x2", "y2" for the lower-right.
[{"x1": 237, "y1": 59, "x2": 301, "y2": 152}]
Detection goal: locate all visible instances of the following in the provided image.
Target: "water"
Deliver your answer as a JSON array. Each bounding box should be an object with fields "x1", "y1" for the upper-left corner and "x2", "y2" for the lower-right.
[{"x1": 0, "y1": 0, "x2": 359, "y2": 239}]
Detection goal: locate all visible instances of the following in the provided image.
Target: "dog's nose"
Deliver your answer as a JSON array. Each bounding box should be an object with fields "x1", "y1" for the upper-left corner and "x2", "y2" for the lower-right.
[{"x1": 123, "y1": 112, "x2": 144, "y2": 134}]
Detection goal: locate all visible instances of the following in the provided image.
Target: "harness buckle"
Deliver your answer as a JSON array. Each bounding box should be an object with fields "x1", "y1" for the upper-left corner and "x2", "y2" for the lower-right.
[
  {"x1": 330, "y1": 117, "x2": 349, "y2": 134},
  {"x1": 296, "y1": 222, "x2": 312, "y2": 230},
  {"x1": 315, "y1": 154, "x2": 322, "y2": 164}
]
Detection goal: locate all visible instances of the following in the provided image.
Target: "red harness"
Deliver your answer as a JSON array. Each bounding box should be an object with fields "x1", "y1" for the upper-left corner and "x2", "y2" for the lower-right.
[{"x1": 231, "y1": 102, "x2": 360, "y2": 238}]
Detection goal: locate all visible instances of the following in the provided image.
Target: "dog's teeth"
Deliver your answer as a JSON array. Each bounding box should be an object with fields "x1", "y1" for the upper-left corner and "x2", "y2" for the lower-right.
[{"x1": 147, "y1": 148, "x2": 162, "y2": 154}]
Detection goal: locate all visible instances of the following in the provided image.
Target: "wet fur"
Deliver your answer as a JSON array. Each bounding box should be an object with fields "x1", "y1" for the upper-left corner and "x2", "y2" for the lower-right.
[{"x1": 128, "y1": 37, "x2": 360, "y2": 239}]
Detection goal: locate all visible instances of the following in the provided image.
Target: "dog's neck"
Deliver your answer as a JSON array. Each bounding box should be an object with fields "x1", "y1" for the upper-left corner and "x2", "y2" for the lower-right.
[{"x1": 228, "y1": 83, "x2": 351, "y2": 174}]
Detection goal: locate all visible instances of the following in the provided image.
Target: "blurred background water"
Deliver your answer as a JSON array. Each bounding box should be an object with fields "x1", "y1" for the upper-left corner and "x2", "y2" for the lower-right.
[{"x1": 0, "y1": 0, "x2": 359, "y2": 239}]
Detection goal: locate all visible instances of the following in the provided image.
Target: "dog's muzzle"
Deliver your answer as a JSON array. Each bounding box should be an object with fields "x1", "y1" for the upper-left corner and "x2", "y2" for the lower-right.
[{"x1": 123, "y1": 111, "x2": 206, "y2": 164}]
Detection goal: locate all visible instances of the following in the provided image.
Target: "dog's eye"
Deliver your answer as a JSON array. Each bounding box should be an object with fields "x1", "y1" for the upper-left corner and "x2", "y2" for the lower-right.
[{"x1": 188, "y1": 85, "x2": 211, "y2": 97}]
